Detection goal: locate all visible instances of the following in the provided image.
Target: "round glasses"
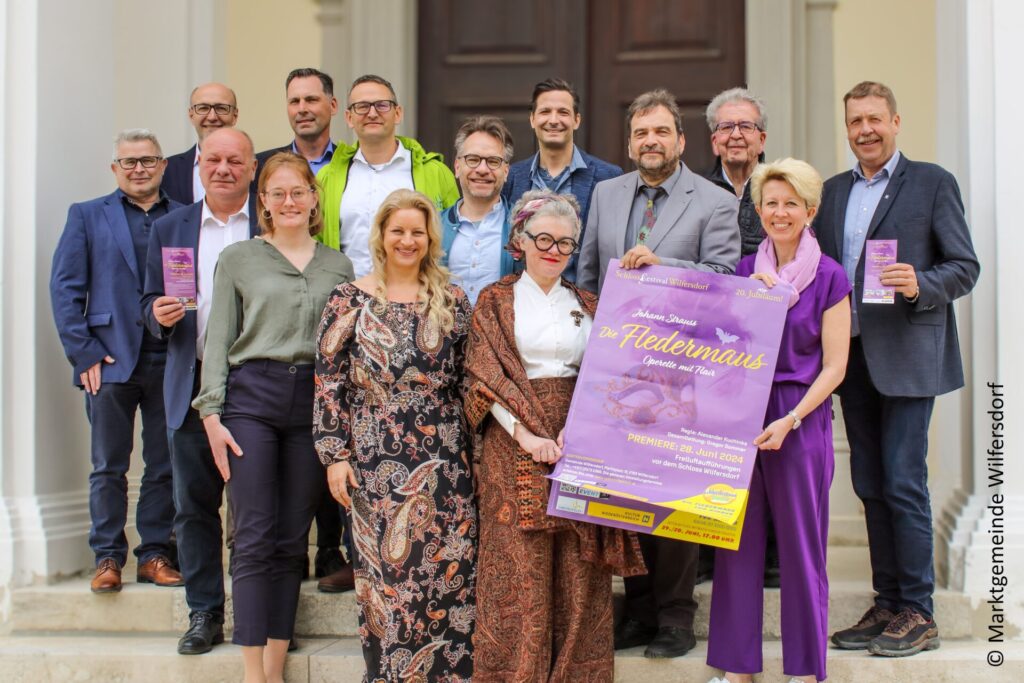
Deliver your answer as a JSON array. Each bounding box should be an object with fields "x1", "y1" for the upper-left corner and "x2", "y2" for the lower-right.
[
  {"x1": 115, "y1": 156, "x2": 163, "y2": 170},
  {"x1": 523, "y1": 231, "x2": 578, "y2": 255},
  {"x1": 262, "y1": 187, "x2": 314, "y2": 204},
  {"x1": 459, "y1": 154, "x2": 506, "y2": 170}
]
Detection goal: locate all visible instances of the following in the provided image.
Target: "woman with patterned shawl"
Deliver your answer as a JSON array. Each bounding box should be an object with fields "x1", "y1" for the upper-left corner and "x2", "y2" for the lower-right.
[
  {"x1": 313, "y1": 188, "x2": 476, "y2": 683},
  {"x1": 464, "y1": 190, "x2": 646, "y2": 682}
]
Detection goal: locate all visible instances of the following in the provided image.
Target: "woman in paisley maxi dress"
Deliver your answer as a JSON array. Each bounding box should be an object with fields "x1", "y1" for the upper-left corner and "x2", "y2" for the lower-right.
[{"x1": 313, "y1": 189, "x2": 477, "y2": 683}]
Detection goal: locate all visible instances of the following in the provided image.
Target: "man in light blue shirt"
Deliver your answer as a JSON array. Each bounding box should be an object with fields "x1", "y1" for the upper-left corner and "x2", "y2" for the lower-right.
[
  {"x1": 441, "y1": 116, "x2": 517, "y2": 304},
  {"x1": 255, "y1": 68, "x2": 342, "y2": 182},
  {"x1": 842, "y1": 148, "x2": 902, "y2": 335}
]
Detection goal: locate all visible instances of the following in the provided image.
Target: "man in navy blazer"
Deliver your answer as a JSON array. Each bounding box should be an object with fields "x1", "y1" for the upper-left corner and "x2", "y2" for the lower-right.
[
  {"x1": 818, "y1": 82, "x2": 979, "y2": 657},
  {"x1": 143, "y1": 128, "x2": 259, "y2": 655},
  {"x1": 161, "y1": 83, "x2": 239, "y2": 206},
  {"x1": 502, "y1": 78, "x2": 622, "y2": 281},
  {"x1": 50, "y1": 129, "x2": 184, "y2": 594}
]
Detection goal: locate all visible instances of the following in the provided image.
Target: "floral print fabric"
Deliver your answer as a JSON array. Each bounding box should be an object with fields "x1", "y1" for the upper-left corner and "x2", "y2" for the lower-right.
[{"x1": 314, "y1": 283, "x2": 477, "y2": 683}]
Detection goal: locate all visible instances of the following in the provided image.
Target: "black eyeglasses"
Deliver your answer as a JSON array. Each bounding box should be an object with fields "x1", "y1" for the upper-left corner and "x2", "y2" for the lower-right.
[
  {"x1": 523, "y1": 231, "x2": 578, "y2": 255},
  {"x1": 459, "y1": 154, "x2": 506, "y2": 170},
  {"x1": 714, "y1": 120, "x2": 761, "y2": 135},
  {"x1": 115, "y1": 156, "x2": 163, "y2": 170},
  {"x1": 191, "y1": 103, "x2": 236, "y2": 117},
  {"x1": 347, "y1": 100, "x2": 397, "y2": 115}
]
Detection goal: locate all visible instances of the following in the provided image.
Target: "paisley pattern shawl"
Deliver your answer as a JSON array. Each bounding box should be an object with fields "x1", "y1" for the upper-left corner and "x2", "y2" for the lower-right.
[{"x1": 465, "y1": 273, "x2": 645, "y2": 577}]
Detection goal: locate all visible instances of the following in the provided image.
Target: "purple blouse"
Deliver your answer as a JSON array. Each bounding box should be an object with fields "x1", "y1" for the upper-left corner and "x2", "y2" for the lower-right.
[{"x1": 737, "y1": 253, "x2": 851, "y2": 386}]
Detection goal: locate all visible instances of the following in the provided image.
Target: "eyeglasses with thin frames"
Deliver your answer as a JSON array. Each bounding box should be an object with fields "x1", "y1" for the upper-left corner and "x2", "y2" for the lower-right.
[
  {"x1": 459, "y1": 154, "x2": 506, "y2": 170},
  {"x1": 347, "y1": 100, "x2": 397, "y2": 116},
  {"x1": 191, "y1": 103, "x2": 236, "y2": 117},
  {"x1": 714, "y1": 121, "x2": 761, "y2": 135},
  {"x1": 262, "y1": 187, "x2": 315, "y2": 204},
  {"x1": 523, "y1": 231, "x2": 578, "y2": 256},
  {"x1": 115, "y1": 156, "x2": 163, "y2": 170}
]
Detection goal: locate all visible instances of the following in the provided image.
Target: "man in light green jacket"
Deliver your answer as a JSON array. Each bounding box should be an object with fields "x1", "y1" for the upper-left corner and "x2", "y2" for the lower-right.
[{"x1": 316, "y1": 74, "x2": 460, "y2": 276}]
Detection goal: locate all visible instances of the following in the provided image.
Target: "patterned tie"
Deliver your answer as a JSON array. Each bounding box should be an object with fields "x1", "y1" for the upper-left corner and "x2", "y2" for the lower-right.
[{"x1": 637, "y1": 186, "x2": 659, "y2": 245}]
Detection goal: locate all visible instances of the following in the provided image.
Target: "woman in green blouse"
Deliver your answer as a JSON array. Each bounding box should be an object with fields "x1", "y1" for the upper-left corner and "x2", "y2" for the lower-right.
[{"x1": 192, "y1": 153, "x2": 354, "y2": 683}]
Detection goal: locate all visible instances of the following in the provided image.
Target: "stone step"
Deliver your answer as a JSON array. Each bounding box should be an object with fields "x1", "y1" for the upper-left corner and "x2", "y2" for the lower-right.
[
  {"x1": 9, "y1": 576, "x2": 975, "y2": 640},
  {"x1": 0, "y1": 634, "x2": 1019, "y2": 683}
]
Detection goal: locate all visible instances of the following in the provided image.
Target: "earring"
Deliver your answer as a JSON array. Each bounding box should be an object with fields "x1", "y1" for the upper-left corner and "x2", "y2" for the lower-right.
[
  {"x1": 310, "y1": 206, "x2": 319, "y2": 217},
  {"x1": 261, "y1": 209, "x2": 272, "y2": 219}
]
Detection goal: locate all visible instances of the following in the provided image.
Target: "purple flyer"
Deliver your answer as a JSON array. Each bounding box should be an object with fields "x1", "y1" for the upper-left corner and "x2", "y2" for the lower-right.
[
  {"x1": 863, "y1": 239, "x2": 897, "y2": 304},
  {"x1": 162, "y1": 247, "x2": 197, "y2": 310},
  {"x1": 546, "y1": 260, "x2": 788, "y2": 548}
]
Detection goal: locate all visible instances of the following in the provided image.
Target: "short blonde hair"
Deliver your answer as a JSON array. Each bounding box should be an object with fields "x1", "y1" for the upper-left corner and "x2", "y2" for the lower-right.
[
  {"x1": 256, "y1": 152, "x2": 323, "y2": 236},
  {"x1": 750, "y1": 158, "x2": 823, "y2": 209}
]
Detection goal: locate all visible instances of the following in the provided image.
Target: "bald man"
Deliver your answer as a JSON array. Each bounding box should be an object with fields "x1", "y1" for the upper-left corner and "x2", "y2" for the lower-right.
[
  {"x1": 161, "y1": 82, "x2": 240, "y2": 205},
  {"x1": 143, "y1": 128, "x2": 259, "y2": 654}
]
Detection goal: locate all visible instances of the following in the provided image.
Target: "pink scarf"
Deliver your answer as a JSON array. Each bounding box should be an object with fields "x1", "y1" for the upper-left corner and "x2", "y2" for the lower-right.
[{"x1": 753, "y1": 227, "x2": 821, "y2": 309}]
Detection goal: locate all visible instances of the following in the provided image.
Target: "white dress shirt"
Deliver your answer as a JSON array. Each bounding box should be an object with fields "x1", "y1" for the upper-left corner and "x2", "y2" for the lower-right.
[
  {"x1": 339, "y1": 143, "x2": 414, "y2": 277},
  {"x1": 191, "y1": 148, "x2": 206, "y2": 203},
  {"x1": 490, "y1": 271, "x2": 593, "y2": 436},
  {"x1": 196, "y1": 201, "x2": 250, "y2": 359}
]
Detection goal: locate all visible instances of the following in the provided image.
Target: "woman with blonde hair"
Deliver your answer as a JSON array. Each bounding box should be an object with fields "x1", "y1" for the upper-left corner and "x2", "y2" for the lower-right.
[
  {"x1": 313, "y1": 188, "x2": 476, "y2": 682},
  {"x1": 706, "y1": 158, "x2": 851, "y2": 683},
  {"x1": 193, "y1": 151, "x2": 354, "y2": 683}
]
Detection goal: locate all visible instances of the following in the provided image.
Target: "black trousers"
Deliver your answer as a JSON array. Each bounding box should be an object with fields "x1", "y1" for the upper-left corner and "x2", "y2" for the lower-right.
[
  {"x1": 223, "y1": 360, "x2": 325, "y2": 645},
  {"x1": 85, "y1": 350, "x2": 172, "y2": 565},
  {"x1": 623, "y1": 535, "x2": 699, "y2": 630}
]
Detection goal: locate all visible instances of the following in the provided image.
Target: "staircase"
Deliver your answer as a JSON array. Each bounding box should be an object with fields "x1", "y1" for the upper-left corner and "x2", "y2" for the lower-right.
[{"x1": 1, "y1": 547, "x2": 1018, "y2": 682}]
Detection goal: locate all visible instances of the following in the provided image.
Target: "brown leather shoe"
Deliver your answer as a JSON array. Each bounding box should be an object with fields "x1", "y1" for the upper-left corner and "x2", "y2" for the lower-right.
[
  {"x1": 316, "y1": 563, "x2": 354, "y2": 593},
  {"x1": 137, "y1": 555, "x2": 185, "y2": 587},
  {"x1": 91, "y1": 558, "x2": 122, "y2": 593}
]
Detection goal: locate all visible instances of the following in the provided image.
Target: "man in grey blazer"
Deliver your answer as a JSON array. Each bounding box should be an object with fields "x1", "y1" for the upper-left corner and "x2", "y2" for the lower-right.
[
  {"x1": 819, "y1": 82, "x2": 979, "y2": 657},
  {"x1": 579, "y1": 89, "x2": 739, "y2": 659}
]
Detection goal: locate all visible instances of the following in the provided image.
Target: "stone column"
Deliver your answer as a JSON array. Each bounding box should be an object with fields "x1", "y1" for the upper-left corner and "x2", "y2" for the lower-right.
[
  {"x1": 935, "y1": 0, "x2": 1024, "y2": 635},
  {"x1": 0, "y1": 0, "x2": 225, "y2": 600},
  {"x1": 315, "y1": 0, "x2": 418, "y2": 142}
]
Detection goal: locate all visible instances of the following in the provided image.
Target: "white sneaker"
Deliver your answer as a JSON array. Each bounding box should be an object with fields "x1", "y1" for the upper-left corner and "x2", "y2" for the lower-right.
[{"x1": 706, "y1": 679, "x2": 728, "y2": 683}]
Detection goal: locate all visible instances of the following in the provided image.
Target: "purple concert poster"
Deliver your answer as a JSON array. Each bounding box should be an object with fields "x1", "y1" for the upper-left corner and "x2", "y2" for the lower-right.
[
  {"x1": 546, "y1": 260, "x2": 788, "y2": 549},
  {"x1": 161, "y1": 247, "x2": 197, "y2": 310}
]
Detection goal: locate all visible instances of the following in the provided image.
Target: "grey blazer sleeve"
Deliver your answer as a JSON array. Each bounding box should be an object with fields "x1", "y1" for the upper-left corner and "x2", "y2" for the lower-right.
[
  {"x1": 657, "y1": 192, "x2": 740, "y2": 274},
  {"x1": 575, "y1": 184, "x2": 603, "y2": 293}
]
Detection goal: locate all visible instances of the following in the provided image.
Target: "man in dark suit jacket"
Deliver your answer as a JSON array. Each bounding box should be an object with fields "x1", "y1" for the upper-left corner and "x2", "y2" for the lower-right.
[
  {"x1": 256, "y1": 68, "x2": 341, "y2": 185},
  {"x1": 502, "y1": 78, "x2": 622, "y2": 281},
  {"x1": 143, "y1": 128, "x2": 259, "y2": 655},
  {"x1": 818, "y1": 82, "x2": 979, "y2": 658},
  {"x1": 161, "y1": 82, "x2": 239, "y2": 205},
  {"x1": 580, "y1": 90, "x2": 739, "y2": 659},
  {"x1": 50, "y1": 129, "x2": 184, "y2": 594}
]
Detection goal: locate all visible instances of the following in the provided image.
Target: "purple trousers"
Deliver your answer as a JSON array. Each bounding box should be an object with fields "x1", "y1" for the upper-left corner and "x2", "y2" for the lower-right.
[{"x1": 707, "y1": 383, "x2": 834, "y2": 681}]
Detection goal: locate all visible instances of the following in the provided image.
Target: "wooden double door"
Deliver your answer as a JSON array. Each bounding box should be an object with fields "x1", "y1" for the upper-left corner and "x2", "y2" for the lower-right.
[{"x1": 417, "y1": 0, "x2": 746, "y2": 174}]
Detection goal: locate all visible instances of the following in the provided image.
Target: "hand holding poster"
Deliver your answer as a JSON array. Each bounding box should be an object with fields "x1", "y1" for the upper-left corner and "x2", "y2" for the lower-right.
[{"x1": 546, "y1": 260, "x2": 788, "y2": 549}]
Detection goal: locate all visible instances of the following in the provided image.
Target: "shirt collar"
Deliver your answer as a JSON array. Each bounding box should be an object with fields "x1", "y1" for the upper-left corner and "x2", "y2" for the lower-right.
[
  {"x1": 456, "y1": 198, "x2": 504, "y2": 224},
  {"x1": 354, "y1": 140, "x2": 410, "y2": 168},
  {"x1": 852, "y1": 149, "x2": 902, "y2": 182},
  {"x1": 519, "y1": 269, "x2": 565, "y2": 299},
  {"x1": 116, "y1": 188, "x2": 170, "y2": 210},
  {"x1": 291, "y1": 139, "x2": 336, "y2": 165},
  {"x1": 529, "y1": 144, "x2": 587, "y2": 176},
  {"x1": 201, "y1": 199, "x2": 250, "y2": 226},
  {"x1": 639, "y1": 163, "x2": 682, "y2": 196}
]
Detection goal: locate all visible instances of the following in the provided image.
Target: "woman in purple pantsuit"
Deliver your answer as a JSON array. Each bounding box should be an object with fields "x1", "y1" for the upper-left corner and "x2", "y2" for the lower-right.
[{"x1": 706, "y1": 158, "x2": 851, "y2": 683}]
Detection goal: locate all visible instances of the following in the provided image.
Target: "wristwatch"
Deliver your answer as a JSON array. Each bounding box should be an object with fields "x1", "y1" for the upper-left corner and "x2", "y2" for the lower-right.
[{"x1": 788, "y1": 410, "x2": 802, "y2": 429}]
